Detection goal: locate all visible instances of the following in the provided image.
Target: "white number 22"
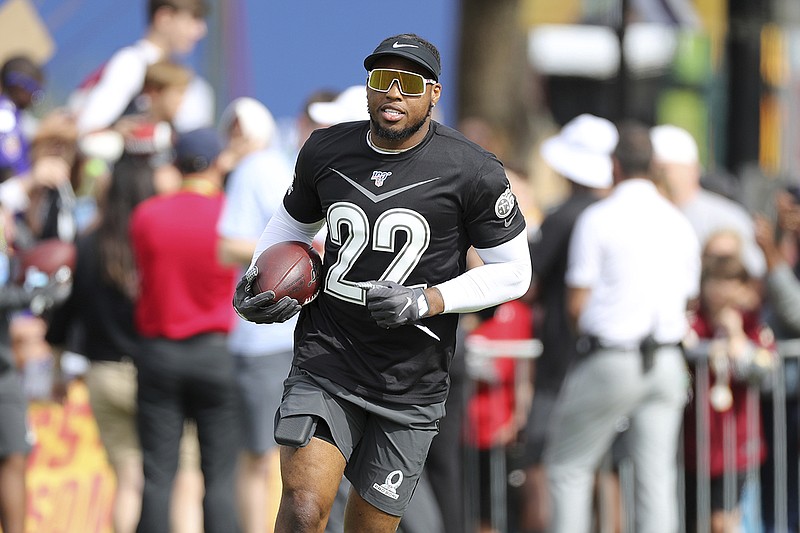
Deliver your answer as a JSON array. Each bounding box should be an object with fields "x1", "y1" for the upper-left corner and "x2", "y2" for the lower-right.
[{"x1": 325, "y1": 202, "x2": 430, "y2": 304}]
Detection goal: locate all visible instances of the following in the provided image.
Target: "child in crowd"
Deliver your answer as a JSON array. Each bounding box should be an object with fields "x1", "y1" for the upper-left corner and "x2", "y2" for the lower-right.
[{"x1": 683, "y1": 231, "x2": 777, "y2": 533}]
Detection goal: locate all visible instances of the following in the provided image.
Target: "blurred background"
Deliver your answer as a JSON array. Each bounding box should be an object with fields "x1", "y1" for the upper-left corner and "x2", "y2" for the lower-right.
[
  {"x1": 2, "y1": 1, "x2": 799, "y2": 532},
  {"x1": 1, "y1": 0, "x2": 796, "y2": 211}
]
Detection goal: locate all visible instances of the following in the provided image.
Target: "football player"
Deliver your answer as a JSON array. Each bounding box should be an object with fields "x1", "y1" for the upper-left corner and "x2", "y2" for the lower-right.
[{"x1": 234, "y1": 33, "x2": 531, "y2": 533}]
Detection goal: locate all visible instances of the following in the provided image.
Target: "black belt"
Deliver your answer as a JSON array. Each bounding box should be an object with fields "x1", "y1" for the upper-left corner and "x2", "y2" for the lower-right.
[{"x1": 576, "y1": 335, "x2": 683, "y2": 373}]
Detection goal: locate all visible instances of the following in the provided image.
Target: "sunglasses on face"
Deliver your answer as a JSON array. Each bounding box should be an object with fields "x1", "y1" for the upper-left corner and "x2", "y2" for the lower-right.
[{"x1": 367, "y1": 69, "x2": 436, "y2": 97}]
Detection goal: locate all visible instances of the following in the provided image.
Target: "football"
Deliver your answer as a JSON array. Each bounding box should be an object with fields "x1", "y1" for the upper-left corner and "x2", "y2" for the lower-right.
[
  {"x1": 15, "y1": 238, "x2": 77, "y2": 285},
  {"x1": 253, "y1": 241, "x2": 322, "y2": 305}
]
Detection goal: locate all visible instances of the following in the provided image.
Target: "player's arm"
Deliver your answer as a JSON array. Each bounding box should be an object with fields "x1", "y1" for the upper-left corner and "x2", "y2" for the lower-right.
[
  {"x1": 233, "y1": 204, "x2": 324, "y2": 325},
  {"x1": 362, "y1": 231, "x2": 532, "y2": 328},
  {"x1": 430, "y1": 230, "x2": 532, "y2": 314},
  {"x1": 250, "y1": 203, "x2": 325, "y2": 267}
]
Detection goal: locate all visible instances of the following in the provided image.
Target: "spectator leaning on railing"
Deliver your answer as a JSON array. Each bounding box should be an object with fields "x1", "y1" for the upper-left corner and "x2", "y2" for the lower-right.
[{"x1": 754, "y1": 198, "x2": 800, "y2": 533}]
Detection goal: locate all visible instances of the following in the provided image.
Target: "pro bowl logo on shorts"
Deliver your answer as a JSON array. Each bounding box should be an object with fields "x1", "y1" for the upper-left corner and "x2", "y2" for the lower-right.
[
  {"x1": 494, "y1": 186, "x2": 516, "y2": 220},
  {"x1": 372, "y1": 469, "x2": 403, "y2": 500}
]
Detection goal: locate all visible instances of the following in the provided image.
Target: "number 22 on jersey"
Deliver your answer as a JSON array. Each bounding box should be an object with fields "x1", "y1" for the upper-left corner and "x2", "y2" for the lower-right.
[{"x1": 325, "y1": 201, "x2": 430, "y2": 305}]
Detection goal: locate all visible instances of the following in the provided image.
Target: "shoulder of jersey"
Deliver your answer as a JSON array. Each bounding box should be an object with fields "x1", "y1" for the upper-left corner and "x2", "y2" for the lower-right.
[{"x1": 433, "y1": 122, "x2": 496, "y2": 157}]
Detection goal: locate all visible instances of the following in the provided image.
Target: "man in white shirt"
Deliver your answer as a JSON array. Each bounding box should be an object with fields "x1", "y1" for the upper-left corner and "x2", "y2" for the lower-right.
[
  {"x1": 70, "y1": 0, "x2": 213, "y2": 137},
  {"x1": 544, "y1": 121, "x2": 700, "y2": 533}
]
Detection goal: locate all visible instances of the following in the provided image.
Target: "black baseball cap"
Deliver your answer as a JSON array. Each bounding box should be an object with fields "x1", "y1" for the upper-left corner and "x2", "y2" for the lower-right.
[{"x1": 364, "y1": 35, "x2": 441, "y2": 81}]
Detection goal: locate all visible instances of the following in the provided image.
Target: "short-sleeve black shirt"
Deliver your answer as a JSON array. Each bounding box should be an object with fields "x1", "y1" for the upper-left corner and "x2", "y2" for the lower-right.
[{"x1": 284, "y1": 120, "x2": 525, "y2": 404}]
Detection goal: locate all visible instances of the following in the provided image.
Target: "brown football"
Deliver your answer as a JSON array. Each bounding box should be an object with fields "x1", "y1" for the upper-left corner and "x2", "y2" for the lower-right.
[{"x1": 253, "y1": 241, "x2": 322, "y2": 305}]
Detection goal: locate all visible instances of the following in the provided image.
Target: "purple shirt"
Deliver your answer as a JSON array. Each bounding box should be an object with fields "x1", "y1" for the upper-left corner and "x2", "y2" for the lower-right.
[{"x1": 0, "y1": 94, "x2": 30, "y2": 180}]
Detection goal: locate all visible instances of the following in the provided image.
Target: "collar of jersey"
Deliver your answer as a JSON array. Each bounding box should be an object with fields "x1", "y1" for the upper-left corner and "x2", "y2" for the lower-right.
[{"x1": 366, "y1": 130, "x2": 420, "y2": 155}]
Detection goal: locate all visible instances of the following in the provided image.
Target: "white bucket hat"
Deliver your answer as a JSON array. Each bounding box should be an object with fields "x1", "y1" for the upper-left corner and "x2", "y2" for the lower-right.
[{"x1": 540, "y1": 114, "x2": 618, "y2": 189}]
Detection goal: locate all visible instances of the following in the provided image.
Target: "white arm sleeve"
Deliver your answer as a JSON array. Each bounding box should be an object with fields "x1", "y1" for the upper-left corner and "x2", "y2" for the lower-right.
[
  {"x1": 435, "y1": 230, "x2": 532, "y2": 314},
  {"x1": 250, "y1": 203, "x2": 325, "y2": 267},
  {"x1": 76, "y1": 48, "x2": 147, "y2": 134}
]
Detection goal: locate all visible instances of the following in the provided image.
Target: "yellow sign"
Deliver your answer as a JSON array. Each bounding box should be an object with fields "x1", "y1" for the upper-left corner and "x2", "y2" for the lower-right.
[{"x1": 25, "y1": 383, "x2": 114, "y2": 533}]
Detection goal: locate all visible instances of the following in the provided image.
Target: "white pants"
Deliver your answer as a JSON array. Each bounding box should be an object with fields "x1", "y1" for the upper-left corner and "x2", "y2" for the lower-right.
[{"x1": 544, "y1": 346, "x2": 689, "y2": 533}]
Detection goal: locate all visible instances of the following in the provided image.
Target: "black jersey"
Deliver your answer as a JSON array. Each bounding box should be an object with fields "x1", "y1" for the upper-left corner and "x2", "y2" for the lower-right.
[{"x1": 284, "y1": 120, "x2": 525, "y2": 404}]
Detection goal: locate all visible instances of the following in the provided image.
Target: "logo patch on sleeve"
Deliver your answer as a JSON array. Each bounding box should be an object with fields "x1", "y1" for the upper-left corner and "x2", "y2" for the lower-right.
[{"x1": 494, "y1": 187, "x2": 516, "y2": 219}]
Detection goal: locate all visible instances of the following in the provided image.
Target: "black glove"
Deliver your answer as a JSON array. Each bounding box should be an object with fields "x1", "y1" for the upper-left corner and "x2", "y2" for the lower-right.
[
  {"x1": 360, "y1": 280, "x2": 429, "y2": 328},
  {"x1": 232, "y1": 266, "x2": 301, "y2": 324}
]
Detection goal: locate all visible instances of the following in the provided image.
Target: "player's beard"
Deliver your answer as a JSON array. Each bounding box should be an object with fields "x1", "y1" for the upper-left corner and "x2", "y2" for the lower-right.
[{"x1": 371, "y1": 104, "x2": 432, "y2": 142}]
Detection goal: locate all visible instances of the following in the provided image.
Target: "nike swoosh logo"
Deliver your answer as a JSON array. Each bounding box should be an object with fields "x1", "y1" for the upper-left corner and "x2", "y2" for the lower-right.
[
  {"x1": 399, "y1": 297, "x2": 413, "y2": 315},
  {"x1": 504, "y1": 210, "x2": 517, "y2": 227},
  {"x1": 393, "y1": 42, "x2": 418, "y2": 48},
  {"x1": 330, "y1": 168, "x2": 440, "y2": 203}
]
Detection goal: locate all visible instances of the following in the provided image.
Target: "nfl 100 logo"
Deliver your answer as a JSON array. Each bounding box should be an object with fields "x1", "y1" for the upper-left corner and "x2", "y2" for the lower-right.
[{"x1": 371, "y1": 170, "x2": 392, "y2": 187}]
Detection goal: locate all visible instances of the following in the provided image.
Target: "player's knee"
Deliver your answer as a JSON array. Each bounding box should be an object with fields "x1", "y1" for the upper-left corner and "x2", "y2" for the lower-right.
[{"x1": 280, "y1": 486, "x2": 330, "y2": 530}]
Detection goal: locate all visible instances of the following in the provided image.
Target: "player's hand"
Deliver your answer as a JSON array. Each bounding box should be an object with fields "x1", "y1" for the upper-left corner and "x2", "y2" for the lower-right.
[
  {"x1": 359, "y1": 280, "x2": 429, "y2": 328},
  {"x1": 232, "y1": 267, "x2": 301, "y2": 324}
]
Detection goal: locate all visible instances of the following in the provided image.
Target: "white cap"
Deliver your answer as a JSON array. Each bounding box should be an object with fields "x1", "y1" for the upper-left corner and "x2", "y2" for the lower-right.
[
  {"x1": 308, "y1": 85, "x2": 368, "y2": 126},
  {"x1": 220, "y1": 97, "x2": 277, "y2": 148},
  {"x1": 540, "y1": 114, "x2": 618, "y2": 189},
  {"x1": 650, "y1": 124, "x2": 699, "y2": 165}
]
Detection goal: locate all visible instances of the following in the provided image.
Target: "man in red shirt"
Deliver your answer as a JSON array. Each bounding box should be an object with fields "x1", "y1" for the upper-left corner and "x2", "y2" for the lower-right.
[{"x1": 130, "y1": 127, "x2": 240, "y2": 533}]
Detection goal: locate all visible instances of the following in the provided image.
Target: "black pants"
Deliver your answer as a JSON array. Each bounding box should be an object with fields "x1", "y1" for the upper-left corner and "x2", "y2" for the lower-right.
[{"x1": 135, "y1": 333, "x2": 240, "y2": 533}]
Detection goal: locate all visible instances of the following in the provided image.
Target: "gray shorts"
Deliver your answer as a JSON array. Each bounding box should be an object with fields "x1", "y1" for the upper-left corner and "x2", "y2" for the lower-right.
[
  {"x1": 0, "y1": 369, "x2": 32, "y2": 457},
  {"x1": 234, "y1": 350, "x2": 294, "y2": 454},
  {"x1": 277, "y1": 368, "x2": 444, "y2": 516}
]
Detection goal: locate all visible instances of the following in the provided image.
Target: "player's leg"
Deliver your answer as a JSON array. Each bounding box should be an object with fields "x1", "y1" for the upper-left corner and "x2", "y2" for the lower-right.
[
  {"x1": 344, "y1": 489, "x2": 402, "y2": 533},
  {"x1": 343, "y1": 405, "x2": 440, "y2": 533},
  {"x1": 395, "y1": 471, "x2": 445, "y2": 533},
  {"x1": 274, "y1": 435, "x2": 347, "y2": 533},
  {"x1": 325, "y1": 476, "x2": 352, "y2": 532},
  {"x1": 273, "y1": 368, "x2": 365, "y2": 532}
]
